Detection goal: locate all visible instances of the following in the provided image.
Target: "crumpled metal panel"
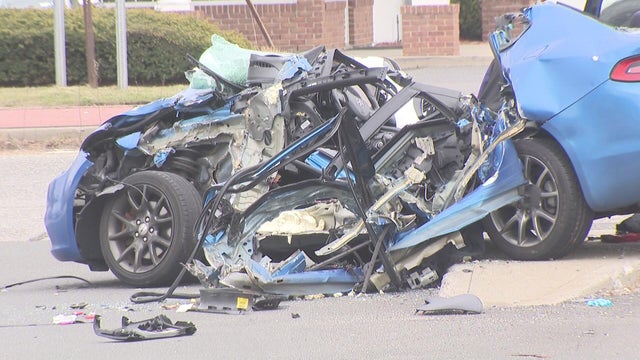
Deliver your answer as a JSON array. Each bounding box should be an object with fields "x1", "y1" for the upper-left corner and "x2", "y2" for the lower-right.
[
  {"x1": 390, "y1": 139, "x2": 525, "y2": 251},
  {"x1": 219, "y1": 258, "x2": 364, "y2": 296},
  {"x1": 203, "y1": 181, "x2": 357, "y2": 272}
]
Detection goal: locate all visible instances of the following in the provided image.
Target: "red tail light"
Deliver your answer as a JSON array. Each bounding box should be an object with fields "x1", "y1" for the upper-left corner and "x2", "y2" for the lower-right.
[{"x1": 611, "y1": 56, "x2": 640, "y2": 82}]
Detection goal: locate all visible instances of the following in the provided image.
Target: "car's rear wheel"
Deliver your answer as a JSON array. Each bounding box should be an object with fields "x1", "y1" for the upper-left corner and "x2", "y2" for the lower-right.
[
  {"x1": 483, "y1": 138, "x2": 593, "y2": 260},
  {"x1": 100, "y1": 171, "x2": 202, "y2": 287}
]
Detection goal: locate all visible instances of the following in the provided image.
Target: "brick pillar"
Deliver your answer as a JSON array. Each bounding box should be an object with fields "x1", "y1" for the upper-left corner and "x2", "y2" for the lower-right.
[
  {"x1": 401, "y1": 4, "x2": 460, "y2": 56},
  {"x1": 348, "y1": 0, "x2": 373, "y2": 48},
  {"x1": 322, "y1": 0, "x2": 348, "y2": 49},
  {"x1": 295, "y1": 0, "x2": 324, "y2": 48},
  {"x1": 481, "y1": 0, "x2": 534, "y2": 40}
]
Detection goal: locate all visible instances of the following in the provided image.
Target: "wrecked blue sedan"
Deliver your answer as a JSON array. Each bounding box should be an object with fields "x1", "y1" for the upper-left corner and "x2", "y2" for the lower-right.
[{"x1": 46, "y1": 2, "x2": 640, "y2": 295}]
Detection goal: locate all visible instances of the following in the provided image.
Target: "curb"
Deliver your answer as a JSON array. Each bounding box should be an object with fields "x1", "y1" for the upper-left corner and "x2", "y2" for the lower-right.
[{"x1": 438, "y1": 240, "x2": 640, "y2": 307}]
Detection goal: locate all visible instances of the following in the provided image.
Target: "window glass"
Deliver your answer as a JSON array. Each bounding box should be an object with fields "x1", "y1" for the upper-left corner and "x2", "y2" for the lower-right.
[{"x1": 600, "y1": 0, "x2": 640, "y2": 27}]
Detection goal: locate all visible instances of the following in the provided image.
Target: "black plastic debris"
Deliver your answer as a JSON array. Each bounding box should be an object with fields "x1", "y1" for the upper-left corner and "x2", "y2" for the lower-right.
[
  {"x1": 252, "y1": 297, "x2": 284, "y2": 311},
  {"x1": 415, "y1": 294, "x2": 483, "y2": 315},
  {"x1": 93, "y1": 315, "x2": 196, "y2": 341}
]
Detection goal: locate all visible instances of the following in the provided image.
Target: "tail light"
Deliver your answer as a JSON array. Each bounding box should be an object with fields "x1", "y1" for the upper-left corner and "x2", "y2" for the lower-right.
[{"x1": 611, "y1": 55, "x2": 640, "y2": 82}]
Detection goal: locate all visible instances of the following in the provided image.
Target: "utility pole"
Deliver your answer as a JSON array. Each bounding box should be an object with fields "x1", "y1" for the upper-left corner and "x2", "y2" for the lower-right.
[
  {"x1": 54, "y1": 0, "x2": 67, "y2": 86},
  {"x1": 83, "y1": 0, "x2": 98, "y2": 88},
  {"x1": 115, "y1": 0, "x2": 128, "y2": 89}
]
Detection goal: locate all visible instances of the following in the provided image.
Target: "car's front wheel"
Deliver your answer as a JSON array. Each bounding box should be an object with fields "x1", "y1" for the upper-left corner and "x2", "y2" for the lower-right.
[
  {"x1": 483, "y1": 138, "x2": 593, "y2": 260},
  {"x1": 100, "y1": 171, "x2": 202, "y2": 287}
]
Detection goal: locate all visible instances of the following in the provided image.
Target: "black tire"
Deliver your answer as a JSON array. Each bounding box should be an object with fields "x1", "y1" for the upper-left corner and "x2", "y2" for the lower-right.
[
  {"x1": 483, "y1": 138, "x2": 593, "y2": 260},
  {"x1": 99, "y1": 171, "x2": 202, "y2": 287}
]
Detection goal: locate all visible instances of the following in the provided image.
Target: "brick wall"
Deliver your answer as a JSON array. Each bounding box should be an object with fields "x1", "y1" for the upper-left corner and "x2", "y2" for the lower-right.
[
  {"x1": 401, "y1": 4, "x2": 460, "y2": 56},
  {"x1": 348, "y1": 0, "x2": 373, "y2": 48},
  {"x1": 481, "y1": 0, "x2": 534, "y2": 40},
  {"x1": 194, "y1": 0, "x2": 347, "y2": 52},
  {"x1": 324, "y1": 1, "x2": 348, "y2": 48}
]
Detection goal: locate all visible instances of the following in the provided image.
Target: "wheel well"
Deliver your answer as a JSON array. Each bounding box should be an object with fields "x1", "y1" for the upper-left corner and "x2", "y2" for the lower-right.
[
  {"x1": 514, "y1": 128, "x2": 595, "y2": 214},
  {"x1": 75, "y1": 194, "x2": 110, "y2": 271}
]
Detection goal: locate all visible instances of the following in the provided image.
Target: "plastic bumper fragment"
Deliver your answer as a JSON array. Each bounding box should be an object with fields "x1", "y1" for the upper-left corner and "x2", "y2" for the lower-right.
[{"x1": 93, "y1": 315, "x2": 196, "y2": 341}]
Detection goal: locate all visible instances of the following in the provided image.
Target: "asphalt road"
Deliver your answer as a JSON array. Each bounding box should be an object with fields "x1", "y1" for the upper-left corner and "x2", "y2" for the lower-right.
[
  {"x1": 1, "y1": 240, "x2": 639, "y2": 359},
  {"x1": 409, "y1": 65, "x2": 488, "y2": 95},
  {"x1": 1, "y1": 65, "x2": 639, "y2": 358}
]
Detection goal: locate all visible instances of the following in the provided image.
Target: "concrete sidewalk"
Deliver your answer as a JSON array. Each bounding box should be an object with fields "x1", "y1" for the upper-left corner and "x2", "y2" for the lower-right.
[
  {"x1": 0, "y1": 105, "x2": 131, "y2": 130},
  {"x1": 0, "y1": 105, "x2": 130, "y2": 144}
]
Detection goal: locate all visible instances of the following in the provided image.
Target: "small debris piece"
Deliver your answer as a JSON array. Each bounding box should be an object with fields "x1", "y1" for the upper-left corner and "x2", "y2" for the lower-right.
[
  {"x1": 70, "y1": 302, "x2": 88, "y2": 309},
  {"x1": 586, "y1": 298, "x2": 613, "y2": 307},
  {"x1": 304, "y1": 294, "x2": 325, "y2": 300},
  {"x1": 53, "y1": 314, "x2": 77, "y2": 325},
  {"x1": 176, "y1": 304, "x2": 194, "y2": 313},
  {"x1": 252, "y1": 297, "x2": 283, "y2": 311},
  {"x1": 161, "y1": 303, "x2": 180, "y2": 310},
  {"x1": 509, "y1": 354, "x2": 550, "y2": 359},
  {"x1": 291, "y1": 313, "x2": 301, "y2": 319},
  {"x1": 416, "y1": 294, "x2": 483, "y2": 315},
  {"x1": 53, "y1": 312, "x2": 96, "y2": 324},
  {"x1": 93, "y1": 314, "x2": 196, "y2": 341}
]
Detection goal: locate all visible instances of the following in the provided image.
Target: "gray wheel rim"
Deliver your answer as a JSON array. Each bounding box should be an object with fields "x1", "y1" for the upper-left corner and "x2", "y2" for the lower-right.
[
  {"x1": 105, "y1": 184, "x2": 174, "y2": 273},
  {"x1": 489, "y1": 154, "x2": 559, "y2": 247}
]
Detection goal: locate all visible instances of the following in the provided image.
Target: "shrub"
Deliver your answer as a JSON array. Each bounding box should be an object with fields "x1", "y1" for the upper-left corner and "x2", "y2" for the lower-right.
[
  {"x1": 0, "y1": 8, "x2": 250, "y2": 86},
  {"x1": 452, "y1": 0, "x2": 482, "y2": 41}
]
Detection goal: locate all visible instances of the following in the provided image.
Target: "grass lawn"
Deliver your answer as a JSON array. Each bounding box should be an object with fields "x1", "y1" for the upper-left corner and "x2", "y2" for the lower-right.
[{"x1": 0, "y1": 85, "x2": 187, "y2": 107}]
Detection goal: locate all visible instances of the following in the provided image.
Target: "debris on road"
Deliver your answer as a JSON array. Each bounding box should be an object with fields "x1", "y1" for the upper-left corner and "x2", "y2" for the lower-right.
[
  {"x1": 52, "y1": 312, "x2": 95, "y2": 325},
  {"x1": 70, "y1": 302, "x2": 88, "y2": 309},
  {"x1": 415, "y1": 294, "x2": 483, "y2": 315},
  {"x1": 196, "y1": 288, "x2": 254, "y2": 315},
  {"x1": 586, "y1": 298, "x2": 613, "y2": 307},
  {"x1": 93, "y1": 315, "x2": 196, "y2": 341},
  {"x1": 53, "y1": 314, "x2": 78, "y2": 325},
  {"x1": 0, "y1": 275, "x2": 93, "y2": 291}
]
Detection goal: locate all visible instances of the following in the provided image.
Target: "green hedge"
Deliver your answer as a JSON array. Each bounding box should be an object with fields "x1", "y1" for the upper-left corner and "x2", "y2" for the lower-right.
[
  {"x1": 0, "y1": 8, "x2": 250, "y2": 86},
  {"x1": 452, "y1": 0, "x2": 482, "y2": 41}
]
